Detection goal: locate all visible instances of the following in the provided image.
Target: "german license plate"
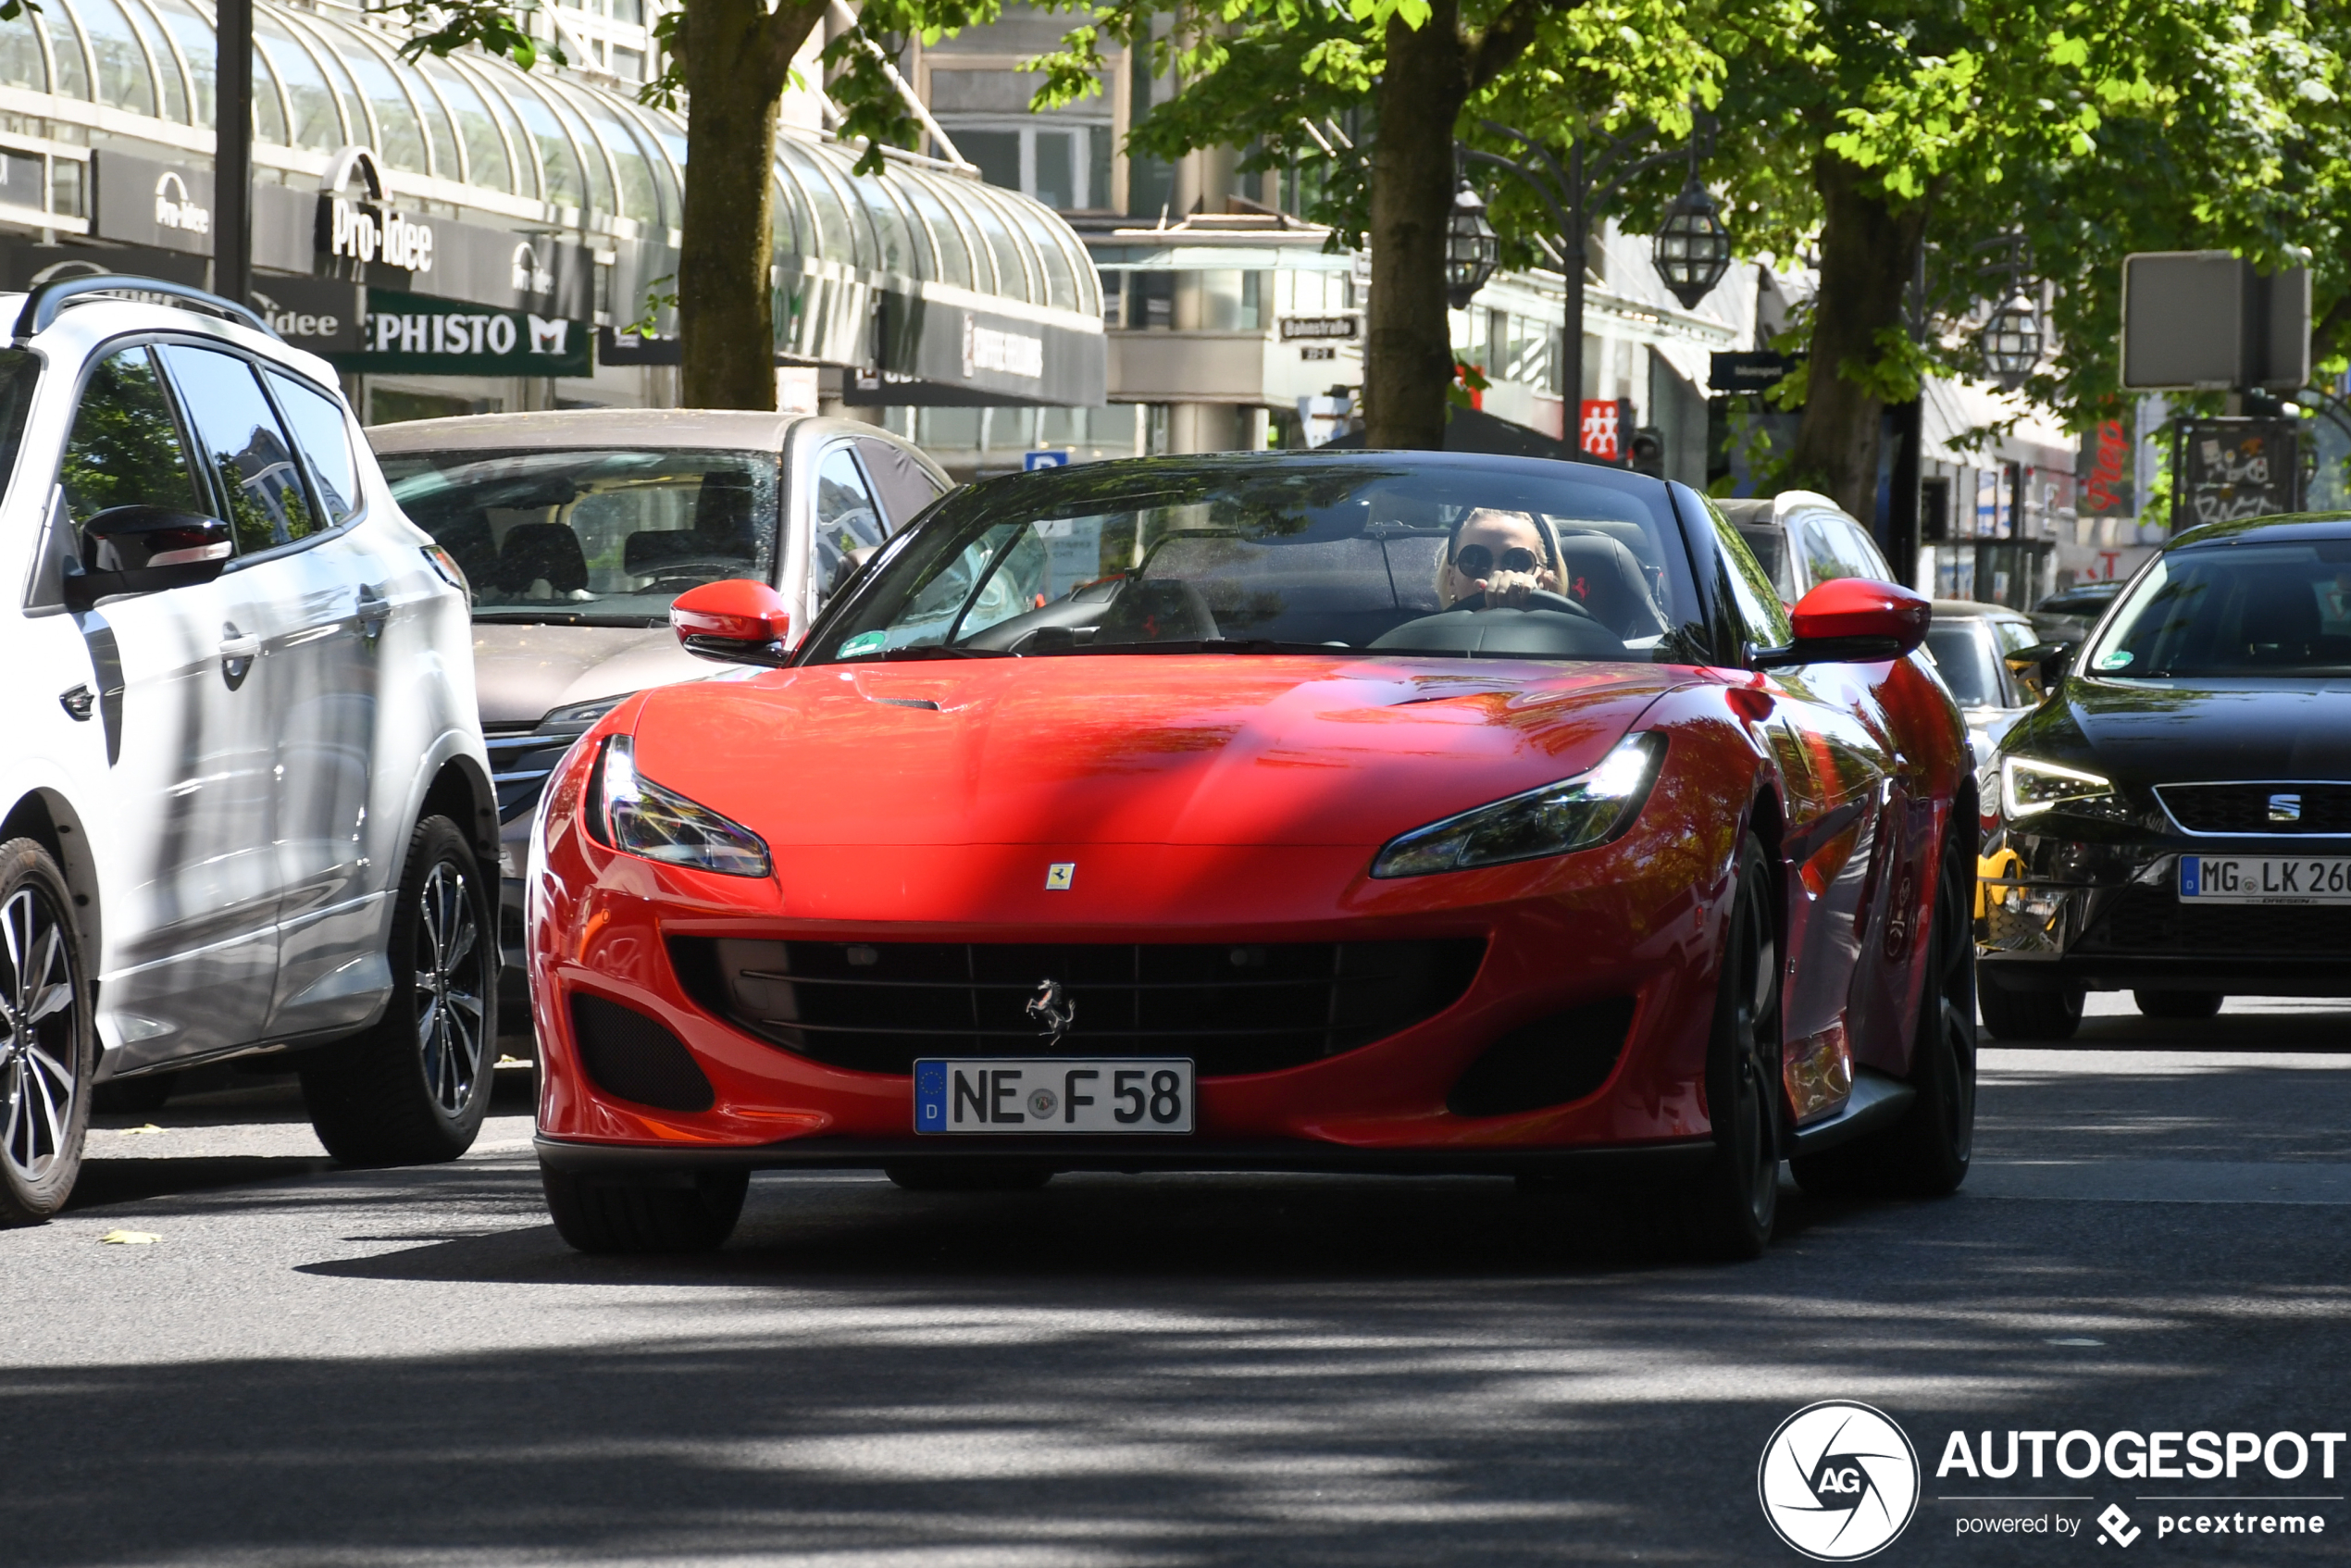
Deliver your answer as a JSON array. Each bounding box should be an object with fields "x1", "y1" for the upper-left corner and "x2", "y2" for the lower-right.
[
  {"x1": 914, "y1": 1059, "x2": 1194, "y2": 1134},
  {"x1": 2180, "y1": 855, "x2": 2351, "y2": 903}
]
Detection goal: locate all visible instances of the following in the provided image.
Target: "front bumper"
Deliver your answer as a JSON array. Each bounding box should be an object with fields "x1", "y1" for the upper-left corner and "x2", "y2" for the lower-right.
[{"x1": 1979, "y1": 824, "x2": 2351, "y2": 994}]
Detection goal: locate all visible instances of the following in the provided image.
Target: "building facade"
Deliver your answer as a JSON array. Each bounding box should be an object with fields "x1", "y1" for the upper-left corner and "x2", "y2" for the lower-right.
[{"x1": 0, "y1": 0, "x2": 1101, "y2": 423}]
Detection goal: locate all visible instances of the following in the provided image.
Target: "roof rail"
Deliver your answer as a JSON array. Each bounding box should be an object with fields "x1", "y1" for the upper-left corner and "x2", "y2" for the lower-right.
[{"x1": 11, "y1": 274, "x2": 278, "y2": 346}]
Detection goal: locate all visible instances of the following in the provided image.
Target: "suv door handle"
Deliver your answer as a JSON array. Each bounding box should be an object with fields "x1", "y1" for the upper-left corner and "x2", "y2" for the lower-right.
[
  {"x1": 218, "y1": 633, "x2": 262, "y2": 660},
  {"x1": 356, "y1": 586, "x2": 389, "y2": 641}
]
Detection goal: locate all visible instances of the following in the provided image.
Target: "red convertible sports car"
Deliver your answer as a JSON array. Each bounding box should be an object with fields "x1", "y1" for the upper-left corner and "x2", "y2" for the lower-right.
[{"x1": 526, "y1": 453, "x2": 1975, "y2": 1258}]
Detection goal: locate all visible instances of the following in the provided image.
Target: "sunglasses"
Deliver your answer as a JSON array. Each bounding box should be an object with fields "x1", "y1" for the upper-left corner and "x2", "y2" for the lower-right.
[{"x1": 1451, "y1": 543, "x2": 1541, "y2": 577}]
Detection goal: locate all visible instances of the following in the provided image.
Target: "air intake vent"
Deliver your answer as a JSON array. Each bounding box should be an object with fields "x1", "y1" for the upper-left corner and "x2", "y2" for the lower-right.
[
  {"x1": 2158, "y1": 782, "x2": 2351, "y2": 835},
  {"x1": 570, "y1": 993, "x2": 715, "y2": 1112},
  {"x1": 1447, "y1": 997, "x2": 1636, "y2": 1117},
  {"x1": 670, "y1": 938, "x2": 1486, "y2": 1076}
]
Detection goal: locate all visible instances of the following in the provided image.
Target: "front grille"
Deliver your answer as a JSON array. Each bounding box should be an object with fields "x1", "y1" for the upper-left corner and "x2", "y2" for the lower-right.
[
  {"x1": 484, "y1": 721, "x2": 596, "y2": 824},
  {"x1": 2157, "y1": 782, "x2": 2351, "y2": 836},
  {"x1": 570, "y1": 993, "x2": 715, "y2": 1112},
  {"x1": 2081, "y1": 888, "x2": 2351, "y2": 956},
  {"x1": 670, "y1": 938, "x2": 1487, "y2": 1076},
  {"x1": 1447, "y1": 998, "x2": 1634, "y2": 1117}
]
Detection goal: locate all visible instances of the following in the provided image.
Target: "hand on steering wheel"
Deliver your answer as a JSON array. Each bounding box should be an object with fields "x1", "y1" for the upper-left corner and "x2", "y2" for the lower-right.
[{"x1": 1449, "y1": 586, "x2": 1595, "y2": 620}]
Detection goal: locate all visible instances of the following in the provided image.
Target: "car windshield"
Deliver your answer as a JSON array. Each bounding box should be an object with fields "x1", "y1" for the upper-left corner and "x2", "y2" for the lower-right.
[
  {"x1": 808, "y1": 458, "x2": 1708, "y2": 665},
  {"x1": 1924, "y1": 623, "x2": 2000, "y2": 707},
  {"x1": 381, "y1": 447, "x2": 777, "y2": 626},
  {"x1": 2086, "y1": 539, "x2": 2351, "y2": 678}
]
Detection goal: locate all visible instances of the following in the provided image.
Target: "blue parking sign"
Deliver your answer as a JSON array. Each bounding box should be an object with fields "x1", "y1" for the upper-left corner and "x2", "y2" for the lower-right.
[{"x1": 1024, "y1": 449, "x2": 1073, "y2": 471}]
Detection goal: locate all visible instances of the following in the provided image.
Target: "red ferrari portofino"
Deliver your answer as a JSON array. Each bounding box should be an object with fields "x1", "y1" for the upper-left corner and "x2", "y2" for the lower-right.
[{"x1": 527, "y1": 454, "x2": 1974, "y2": 1257}]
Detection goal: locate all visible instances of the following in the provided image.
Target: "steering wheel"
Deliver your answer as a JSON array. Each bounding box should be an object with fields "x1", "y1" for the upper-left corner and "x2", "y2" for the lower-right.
[{"x1": 1448, "y1": 588, "x2": 1596, "y2": 620}]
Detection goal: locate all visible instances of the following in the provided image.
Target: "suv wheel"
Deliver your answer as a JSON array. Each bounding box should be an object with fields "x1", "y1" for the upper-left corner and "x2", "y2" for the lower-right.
[
  {"x1": 0, "y1": 839, "x2": 94, "y2": 1226},
  {"x1": 1977, "y1": 971, "x2": 2083, "y2": 1040},
  {"x1": 299, "y1": 816, "x2": 495, "y2": 1165}
]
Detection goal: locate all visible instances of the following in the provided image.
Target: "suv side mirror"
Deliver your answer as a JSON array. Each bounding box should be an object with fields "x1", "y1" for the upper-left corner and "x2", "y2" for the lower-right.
[
  {"x1": 2004, "y1": 640, "x2": 2078, "y2": 703},
  {"x1": 64, "y1": 505, "x2": 233, "y2": 609},
  {"x1": 1759, "y1": 578, "x2": 1931, "y2": 666},
  {"x1": 671, "y1": 579, "x2": 793, "y2": 666}
]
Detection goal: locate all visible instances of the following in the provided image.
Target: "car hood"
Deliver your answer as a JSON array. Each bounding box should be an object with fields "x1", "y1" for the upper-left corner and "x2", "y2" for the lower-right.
[
  {"x1": 474, "y1": 621, "x2": 709, "y2": 728},
  {"x1": 2005, "y1": 675, "x2": 2351, "y2": 787},
  {"x1": 628, "y1": 655, "x2": 1688, "y2": 849}
]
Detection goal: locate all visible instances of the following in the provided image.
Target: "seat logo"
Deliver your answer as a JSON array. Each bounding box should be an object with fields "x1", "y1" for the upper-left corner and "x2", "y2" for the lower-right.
[
  {"x1": 1026, "y1": 979, "x2": 1075, "y2": 1042},
  {"x1": 1758, "y1": 1401, "x2": 1920, "y2": 1560},
  {"x1": 2270, "y1": 792, "x2": 2303, "y2": 824}
]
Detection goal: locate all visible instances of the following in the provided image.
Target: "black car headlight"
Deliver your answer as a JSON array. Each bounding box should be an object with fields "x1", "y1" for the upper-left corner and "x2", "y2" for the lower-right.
[
  {"x1": 2000, "y1": 755, "x2": 2121, "y2": 820},
  {"x1": 1371, "y1": 733, "x2": 1664, "y2": 878},
  {"x1": 589, "y1": 734, "x2": 771, "y2": 877}
]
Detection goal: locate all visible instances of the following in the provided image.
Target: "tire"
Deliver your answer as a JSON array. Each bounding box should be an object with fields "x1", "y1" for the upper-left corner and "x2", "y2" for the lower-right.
[
  {"x1": 93, "y1": 1071, "x2": 176, "y2": 1115},
  {"x1": 885, "y1": 1163, "x2": 1054, "y2": 1192},
  {"x1": 299, "y1": 816, "x2": 496, "y2": 1165},
  {"x1": 1677, "y1": 835, "x2": 1782, "y2": 1261},
  {"x1": 0, "y1": 839, "x2": 95, "y2": 1226},
  {"x1": 1977, "y1": 971, "x2": 2083, "y2": 1040},
  {"x1": 1793, "y1": 823, "x2": 1979, "y2": 1198},
  {"x1": 541, "y1": 1164, "x2": 747, "y2": 1253},
  {"x1": 2135, "y1": 990, "x2": 2222, "y2": 1020}
]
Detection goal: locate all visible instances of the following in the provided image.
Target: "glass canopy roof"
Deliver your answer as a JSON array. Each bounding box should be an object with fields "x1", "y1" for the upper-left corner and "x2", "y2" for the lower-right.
[{"x1": 0, "y1": 0, "x2": 1099, "y2": 317}]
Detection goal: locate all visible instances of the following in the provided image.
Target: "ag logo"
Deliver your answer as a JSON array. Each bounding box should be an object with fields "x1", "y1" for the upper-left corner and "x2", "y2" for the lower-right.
[{"x1": 1758, "y1": 1400, "x2": 1920, "y2": 1561}]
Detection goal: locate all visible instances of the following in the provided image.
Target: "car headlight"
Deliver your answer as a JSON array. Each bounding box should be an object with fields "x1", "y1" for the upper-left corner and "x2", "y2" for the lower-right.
[
  {"x1": 2000, "y1": 755, "x2": 2118, "y2": 818},
  {"x1": 589, "y1": 734, "x2": 771, "y2": 877},
  {"x1": 1371, "y1": 733, "x2": 1663, "y2": 878},
  {"x1": 545, "y1": 695, "x2": 626, "y2": 729}
]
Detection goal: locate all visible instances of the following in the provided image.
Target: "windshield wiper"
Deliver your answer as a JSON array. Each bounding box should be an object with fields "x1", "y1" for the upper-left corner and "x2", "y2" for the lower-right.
[
  {"x1": 1064, "y1": 638, "x2": 1372, "y2": 656},
  {"x1": 876, "y1": 644, "x2": 1013, "y2": 661}
]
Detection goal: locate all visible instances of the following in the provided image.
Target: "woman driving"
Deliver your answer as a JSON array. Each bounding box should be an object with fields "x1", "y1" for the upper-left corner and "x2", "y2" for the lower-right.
[{"x1": 1437, "y1": 507, "x2": 1567, "y2": 609}]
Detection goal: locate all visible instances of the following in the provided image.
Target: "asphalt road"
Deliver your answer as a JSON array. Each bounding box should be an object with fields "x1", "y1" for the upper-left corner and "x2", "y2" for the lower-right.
[{"x1": 6, "y1": 998, "x2": 2351, "y2": 1566}]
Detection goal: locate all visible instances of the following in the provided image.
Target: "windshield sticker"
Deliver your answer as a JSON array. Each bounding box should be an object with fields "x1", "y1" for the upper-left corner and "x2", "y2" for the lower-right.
[
  {"x1": 838, "y1": 629, "x2": 889, "y2": 659},
  {"x1": 2095, "y1": 650, "x2": 2134, "y2": 670}
]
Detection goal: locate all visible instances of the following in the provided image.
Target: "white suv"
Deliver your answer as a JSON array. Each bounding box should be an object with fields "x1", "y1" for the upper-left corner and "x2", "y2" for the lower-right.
[{"x1": 0, "y1": 276, "x2": 496, "y2": 1225}]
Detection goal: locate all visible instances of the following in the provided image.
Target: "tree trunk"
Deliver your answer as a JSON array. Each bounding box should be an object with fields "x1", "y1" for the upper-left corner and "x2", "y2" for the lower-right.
[
  {"x1": 1785, "y1": 153, "x2": 1928, "y2": 518},
  {"x1": 677, "y1": 0, "x2": 814, "y2": 409},
  {"x1": 1364, "y1": 0, "x2": 1467, "y2": 449}
]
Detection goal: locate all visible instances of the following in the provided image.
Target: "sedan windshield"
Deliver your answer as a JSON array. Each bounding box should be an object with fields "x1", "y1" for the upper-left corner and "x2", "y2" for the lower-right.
[
  {"x1": 1924, "y1": 623, "x2": 2002, "y2": 707},
  {"x1": 382, "y1": 448, "x2": 777, "y2": 626},
  {"x1": 2087, "y1": 539, "x2": 2351, "y2": 677},
  {"x1": 808, "y1": 458, "x2": 1707, "y2": 665}
]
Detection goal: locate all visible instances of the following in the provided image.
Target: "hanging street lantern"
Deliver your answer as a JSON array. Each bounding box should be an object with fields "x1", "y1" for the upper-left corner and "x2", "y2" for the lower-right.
[
  {"x1": 1981, "y1": 291, "x2": 2042, "y2": 390},
  {"x1": 1444, "y1": 182, "x2": 1500, "y2": 309},
  {"x1": 1652, "y1": 175, "x2": 1733, "y2": 309}
]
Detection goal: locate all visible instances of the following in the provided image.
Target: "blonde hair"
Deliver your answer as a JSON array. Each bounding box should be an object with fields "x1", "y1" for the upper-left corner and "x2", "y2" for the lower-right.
[{"x1": 1435, "y1": 508, "x2": 1568, "y2": 605}]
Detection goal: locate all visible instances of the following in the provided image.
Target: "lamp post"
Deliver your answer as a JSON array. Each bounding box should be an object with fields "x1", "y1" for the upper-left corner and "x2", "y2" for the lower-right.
[
  {"x1": 1444, "y1": 181, "x2": 1500, "y2": 310},
  {"x1": 1456, "y1": 114, "x2": 1718, "y2": 432},
  {"x1": 1974, "y1": 235, "x2": 2040, "y2": 391},
  {"x1": 216, "y1": 0, "x2": 252, "y2": 307}
]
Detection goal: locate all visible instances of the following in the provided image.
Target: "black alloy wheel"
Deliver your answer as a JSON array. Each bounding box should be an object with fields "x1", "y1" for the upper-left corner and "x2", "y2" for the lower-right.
[
  {"x1": 1977, "y1": 970, "x2": 2084, "y2": 1041},
  {"x1": 2135, "y1": 990, "x2": 2223, "y2": 1021},
  {"x1": 541, "y1": 1164, "x2": 749, "y2": 1253},
  {"x1": 1680, "y1": 834, "x2": 1783, "y2": 1260},
  {"x1": 1793, "y1": 821, "x2": 1979, "y2": 1198},
  {"x1": 0, "y1": 839, "x2": 93, "y2": 1226},
  {"x1": 299, "y1": 816, "x2": 496, "y2": 1165}
]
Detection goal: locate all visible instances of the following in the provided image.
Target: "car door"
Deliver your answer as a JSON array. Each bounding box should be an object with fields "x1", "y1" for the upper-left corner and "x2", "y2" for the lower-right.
[
  {"x1": 152, "y1": 343, "x2": 390, "y2": 1040},
  {"x1": 48, "y1": 344, "x2": 280, "y2": 1068},
  {"x1": 804, "y1": 442, "x2": 889, "y2": 620},
  {"x1": 1706, "y1": 501, "x2": 1900, "y2": 1077}
]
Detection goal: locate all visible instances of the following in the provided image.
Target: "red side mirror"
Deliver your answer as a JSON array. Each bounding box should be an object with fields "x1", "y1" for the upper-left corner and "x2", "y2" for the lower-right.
[
  {"x1": 1782, "y1": 578, "x2": 1931, "y2": 664},
  {"x1": 671, "y1": 579, "x2": 793, "y2": 666}
]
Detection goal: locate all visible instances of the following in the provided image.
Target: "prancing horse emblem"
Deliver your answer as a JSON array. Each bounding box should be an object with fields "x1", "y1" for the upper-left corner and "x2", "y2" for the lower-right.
[{"x1": 1026, "y1": 978, "x2": 1075, "y2": 1042}]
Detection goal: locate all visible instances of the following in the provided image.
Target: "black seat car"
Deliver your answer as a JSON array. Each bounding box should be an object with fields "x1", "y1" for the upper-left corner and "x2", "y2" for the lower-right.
[{"x1": 1979, "y1": 514, "x2": 2351, "y2": 1037}]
